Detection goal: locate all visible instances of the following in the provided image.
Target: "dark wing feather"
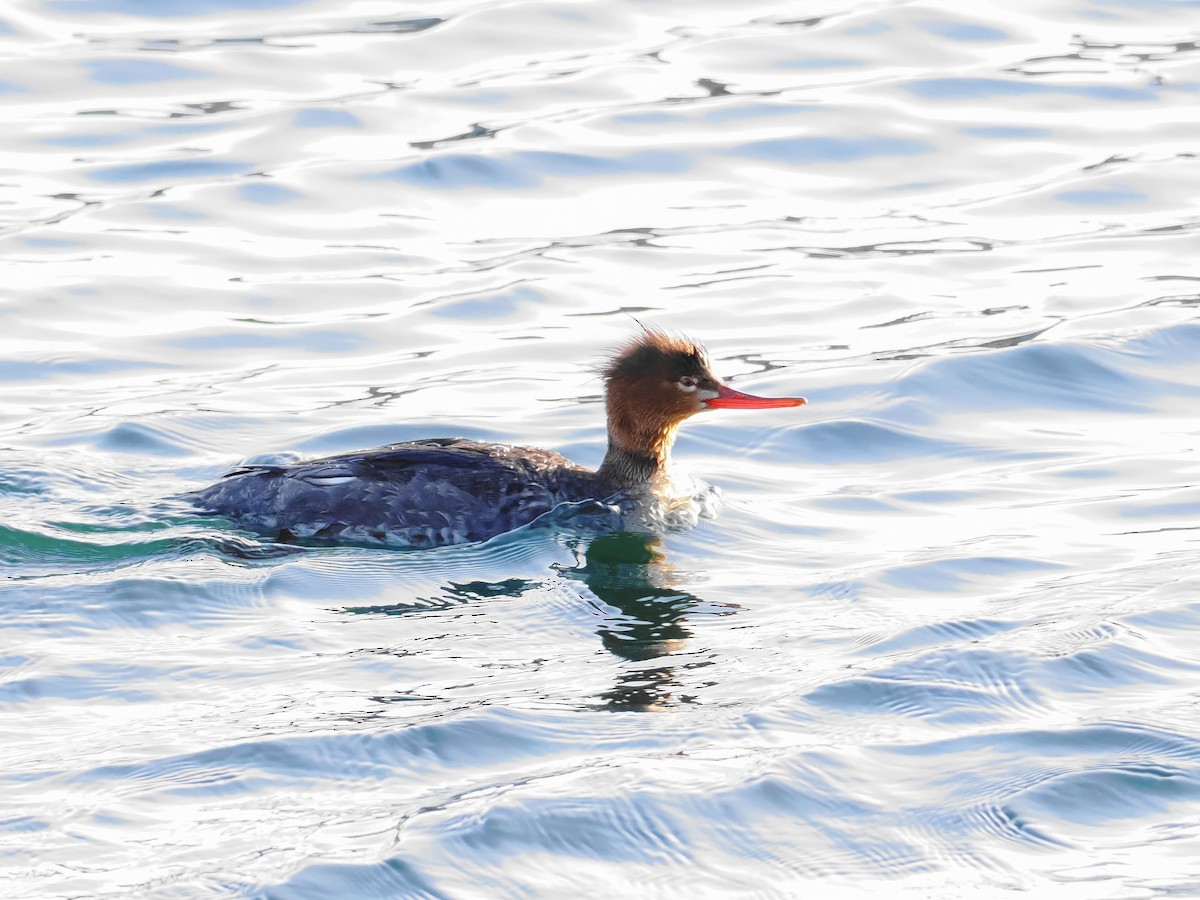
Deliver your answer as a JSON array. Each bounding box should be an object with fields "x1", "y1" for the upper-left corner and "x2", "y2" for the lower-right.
[{"x1": 190, "y1": 438, "x2": 604, "y2": 548}]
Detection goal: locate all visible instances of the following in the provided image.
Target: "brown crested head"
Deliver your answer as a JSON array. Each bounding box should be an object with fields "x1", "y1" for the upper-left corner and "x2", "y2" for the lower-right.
[
  {"x1": 603, "y1": 331, "x2": 718, "y2": 440},
  {"x1": 596, "y1": 330, "x2": 807, "y2": 485}
]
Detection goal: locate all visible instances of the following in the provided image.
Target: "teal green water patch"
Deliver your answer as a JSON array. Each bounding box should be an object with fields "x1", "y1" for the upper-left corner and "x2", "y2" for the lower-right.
[
  {"x1": 0, "y1": 522, "x2": 184, "y2": 571},
  {"x1": 49, "y1": 516, "x2": 175, "y2": 536}
]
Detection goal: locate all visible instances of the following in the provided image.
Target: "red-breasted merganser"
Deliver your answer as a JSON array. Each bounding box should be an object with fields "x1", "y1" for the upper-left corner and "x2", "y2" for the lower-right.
[{"x1": 191, "y1": 331, "x2": 805, "y2": 548}]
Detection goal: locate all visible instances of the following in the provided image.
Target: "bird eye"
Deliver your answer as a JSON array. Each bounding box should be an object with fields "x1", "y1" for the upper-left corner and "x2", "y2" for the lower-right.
[{"x1": 678, "y1": 376, "x2": 698, "y2": 391}]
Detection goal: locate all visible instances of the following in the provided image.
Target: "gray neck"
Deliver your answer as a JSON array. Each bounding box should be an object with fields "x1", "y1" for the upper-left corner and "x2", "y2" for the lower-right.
[{"x1": 597, "y1": 442, "x2": 665, "y2": 491}]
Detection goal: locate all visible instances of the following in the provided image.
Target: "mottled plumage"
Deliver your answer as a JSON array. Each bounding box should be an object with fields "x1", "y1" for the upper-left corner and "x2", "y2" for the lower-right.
[{"x1": 191, "y1": 438, "x2": 610, "y2": 548}]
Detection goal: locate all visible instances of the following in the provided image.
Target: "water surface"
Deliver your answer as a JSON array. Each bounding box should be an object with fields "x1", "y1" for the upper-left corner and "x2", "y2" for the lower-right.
[{"x1": 3, "y1": 0, "x2": 1200, "y2": 896}]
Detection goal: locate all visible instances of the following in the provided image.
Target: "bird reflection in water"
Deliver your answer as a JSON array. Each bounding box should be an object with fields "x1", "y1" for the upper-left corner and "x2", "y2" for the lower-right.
[
  {"x1": 340, "y1": 531, "x2": 729, "y2": 712},
  {"x1": 558, "y1": 532, "x2": 703, "y2": 711}
]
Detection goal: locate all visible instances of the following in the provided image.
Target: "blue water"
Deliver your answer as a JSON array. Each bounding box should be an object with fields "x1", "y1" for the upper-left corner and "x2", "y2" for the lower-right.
[{"x1": 4, "y1": 0, "x2": 1200, "y2": 896}]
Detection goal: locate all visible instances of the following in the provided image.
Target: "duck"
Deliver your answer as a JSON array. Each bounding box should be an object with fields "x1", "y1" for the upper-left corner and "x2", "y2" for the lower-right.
[{"x1": 189, "y1": 331, "x2": 805, "y2": 548}]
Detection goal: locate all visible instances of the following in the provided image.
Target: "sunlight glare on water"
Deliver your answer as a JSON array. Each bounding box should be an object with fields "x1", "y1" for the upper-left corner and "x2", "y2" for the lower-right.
[{"x1": 3, "y1": 0, "x2": 1200, "y2": 896}]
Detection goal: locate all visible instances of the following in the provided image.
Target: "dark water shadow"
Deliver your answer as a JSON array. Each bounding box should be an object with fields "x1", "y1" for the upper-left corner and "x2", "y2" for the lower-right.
[
  {"x1": 558, "y1": 532, "x2": 703, "y2": 711},
  {"x1": 337, "y1": 531, "x2": 711, "y2": 712}
]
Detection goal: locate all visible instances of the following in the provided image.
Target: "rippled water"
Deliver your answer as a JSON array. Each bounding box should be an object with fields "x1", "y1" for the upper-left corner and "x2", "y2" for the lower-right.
[{"x1": 4, "y1": 0, "x2": 1200, "y2": 896}]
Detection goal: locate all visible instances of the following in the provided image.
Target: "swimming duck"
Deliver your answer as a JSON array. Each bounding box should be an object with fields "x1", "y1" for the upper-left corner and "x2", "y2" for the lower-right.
[{"x1": 190, "y1": 331, "x2": 805, "y2": 547}]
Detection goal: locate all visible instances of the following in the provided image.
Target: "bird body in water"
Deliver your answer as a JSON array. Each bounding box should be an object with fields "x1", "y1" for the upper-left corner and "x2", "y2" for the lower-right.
[{"x1": 189, "y1": 332, "x2": 805, "y2": 548}]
